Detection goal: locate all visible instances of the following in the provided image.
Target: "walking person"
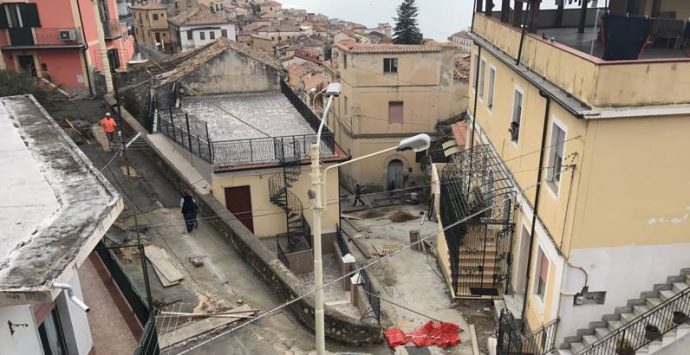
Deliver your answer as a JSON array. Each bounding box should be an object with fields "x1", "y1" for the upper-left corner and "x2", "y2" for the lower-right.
[
  {"x1": 180, "y1": 191, "x2": 199, "y2": 233},
  {"x1": 99, "y1": 112, "x2": 117, "y2": 147},
  {"x1": 352, "y1": 183, "x2": 365, "y2": 207}
]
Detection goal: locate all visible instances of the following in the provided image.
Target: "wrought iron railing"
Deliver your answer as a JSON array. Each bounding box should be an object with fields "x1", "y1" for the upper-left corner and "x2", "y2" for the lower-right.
[
  {"x1": 359, "y1": 269, "x2": 382, "y2": 324},
  {"x1": 103, "y1": 19, "x2": 126, "y2": 39},
  {"x1": 335, "y1": 224, "x2": 350, "y2": 256},
  {"x1": 497, "y1": 308, "x2": 559, "y2": 355},
  {"x1": 158, "y1": 109, "x2": 212, "y2": 162},
  {"x1": 581, "y1": 284, "x2": 690, "y2": 355},
  {"x1": 212, "y1": 133, "x2": 335, "y2": 166},
  {"x1": 2, "y1": 27, "x2": 85, "y2": 47},
  {"x1": 134, "y1": 310, "x2": 160, "y2": 355}
]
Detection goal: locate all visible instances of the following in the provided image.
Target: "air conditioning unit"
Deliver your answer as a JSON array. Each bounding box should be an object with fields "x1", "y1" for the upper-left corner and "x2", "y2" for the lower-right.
[{"x1": 59, "y1": 29, "x2": 77, "y2": 41}]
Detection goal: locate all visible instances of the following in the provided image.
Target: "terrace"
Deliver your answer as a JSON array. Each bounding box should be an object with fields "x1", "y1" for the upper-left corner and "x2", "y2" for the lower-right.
[{"x1": 472, "y1": 0, "x2": 690, "y2": 108}]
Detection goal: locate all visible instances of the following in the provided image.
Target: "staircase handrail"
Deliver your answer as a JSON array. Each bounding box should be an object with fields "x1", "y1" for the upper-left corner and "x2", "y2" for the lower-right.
[{"x1": 581, "y1": 283, "x2": 690, "y2": 354}]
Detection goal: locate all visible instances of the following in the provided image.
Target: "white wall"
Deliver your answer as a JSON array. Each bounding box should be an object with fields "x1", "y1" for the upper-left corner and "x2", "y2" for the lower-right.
[
  {"x1": 0, "y1": 304, "x2": 43, "y2": 355},
  {"x1": 180, "y1": 23, "x2": 237, "y2": 51},
  {"x1": 557, "y1": 242, "x2": 690, "y2": 342}
]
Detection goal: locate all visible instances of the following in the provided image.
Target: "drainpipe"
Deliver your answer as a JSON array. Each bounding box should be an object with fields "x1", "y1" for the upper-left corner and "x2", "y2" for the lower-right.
[
  {"x1": 520, "y1": 90, "x2": 551, "y2": 329},
  {"x1": 74, "y1": 0, "x2": 95, "y2": 96},
  {"x1": 53, "y1": 283, "x2": 90, "y2": 312},
  {"x1": 92, "y1": 0, "x2": 114, "y2": 92},
  {"x1": 516, "y1": 0, "x2": 530, "y2": 65},
  {"x1": 469, "y1": 46, "x2": 481, "y2": 150}
]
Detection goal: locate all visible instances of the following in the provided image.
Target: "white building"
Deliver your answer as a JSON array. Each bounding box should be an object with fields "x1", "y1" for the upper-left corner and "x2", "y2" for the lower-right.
[
  {"x1": 169, "y1": 5, "x2": 236, "y2": 52},
  {"x1": 0, "y1": 95, "x2": 123, "y2": 354},
  {"x1": 448, "y1": 30, "x2": 471, "y2": 53}
]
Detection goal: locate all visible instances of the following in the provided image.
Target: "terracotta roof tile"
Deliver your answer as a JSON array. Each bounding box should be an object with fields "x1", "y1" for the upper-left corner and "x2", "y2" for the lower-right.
[
  {"x1": 335, "y1": 41, "x2": 441, "y2": 54},
  {"x1": 131, "y1": 2, "x2": 167, "y2": 10},
  {"x1": 169, "y1": 5, "x2": 230, "y2": 26}
]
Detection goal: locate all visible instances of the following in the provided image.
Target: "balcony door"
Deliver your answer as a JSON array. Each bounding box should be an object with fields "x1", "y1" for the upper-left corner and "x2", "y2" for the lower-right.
[
  {"x1": 224, "y1": 186, "x2": 254, "y2": 232},
  {"x1": 0, "y1": 3, "x2": 41, "y2": 46},
  {"x1": 18, "y1": 55, "x2": 36, "y2": 76}
]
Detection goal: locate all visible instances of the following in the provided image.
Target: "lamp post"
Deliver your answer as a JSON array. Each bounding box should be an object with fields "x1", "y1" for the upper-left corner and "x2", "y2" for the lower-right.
[{"x1": 309, "y1": 83, "x2": 431, "y2": 354}]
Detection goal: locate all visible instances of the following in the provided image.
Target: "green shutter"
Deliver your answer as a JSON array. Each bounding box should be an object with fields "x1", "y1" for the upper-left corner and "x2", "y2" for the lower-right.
[
  {"x1": 0, "y1": 5, "x2": 8, "y2": 29},
  {"x1": 19, "y1": 3, "x2": 40, "y2": 28}
]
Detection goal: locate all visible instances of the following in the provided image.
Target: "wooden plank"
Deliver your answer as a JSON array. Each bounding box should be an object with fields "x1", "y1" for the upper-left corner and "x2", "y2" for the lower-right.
[
  {"x1": 158, "y1": 305, "x2": 252, "y2": 349},
  {"x1": 145, "y1": 245, "x2": 184, "y2": 283},
  {"x1": 151, "y1": 262, "x2": 179, "y2": 288},
  {"x1": 341, "y1": 213, "x2": 362, "y2": 220}
]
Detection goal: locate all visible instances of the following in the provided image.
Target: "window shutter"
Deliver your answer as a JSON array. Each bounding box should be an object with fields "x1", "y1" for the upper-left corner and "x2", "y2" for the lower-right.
[
  {"x1": 539, "y1": 254, "x2": 549, "y2": 281},
  {"x1": 388, "y1": 102, "x2": 403, "y2": 123},
  {"x1": 0, "y1": 6, "x2": 8, "y2": 29},
  {"x1": 20, "y1": 3, "x2": 40, "y2": 28}
]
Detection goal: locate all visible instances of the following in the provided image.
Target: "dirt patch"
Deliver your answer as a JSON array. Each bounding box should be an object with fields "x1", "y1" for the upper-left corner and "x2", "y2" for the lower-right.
[
  {"x1": 114, "y1": 245, "x2": 140, "y2": 264},
  {"x1": 454, "y1": 300, "x2": 496, "y2": 354},
  {"x1": 359, "y1": 210, "x2": 385, "y2": 219},
  {"x1": 388, "y1": 210, "x2": 419, "y2": 223}
]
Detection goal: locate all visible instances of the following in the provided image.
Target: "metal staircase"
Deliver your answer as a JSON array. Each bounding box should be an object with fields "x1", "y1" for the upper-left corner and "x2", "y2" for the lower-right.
[
  {"x1": 558, "y1": 269, "x2": 690, "y2": 355},
  {"x1": 269, "y1": 139, "x2": 312, "y2": 253}
]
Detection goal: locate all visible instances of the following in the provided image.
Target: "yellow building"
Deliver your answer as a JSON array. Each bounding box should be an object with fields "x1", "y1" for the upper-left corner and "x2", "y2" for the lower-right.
[
  {"x1": 131, "y1": 2, "x2": 172, "y2": 52},
  {"x1": 327, "y1": 42, "x2": 468, "y2": 191},
  {"x1": 433, "y1": 1, "x2": 690, "y2": 354}
]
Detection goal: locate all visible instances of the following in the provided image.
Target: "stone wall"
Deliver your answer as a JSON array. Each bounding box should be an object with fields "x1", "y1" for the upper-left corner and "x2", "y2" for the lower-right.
[{"x1": 106, "y1": 96, "x2": 382, "y2": 345}]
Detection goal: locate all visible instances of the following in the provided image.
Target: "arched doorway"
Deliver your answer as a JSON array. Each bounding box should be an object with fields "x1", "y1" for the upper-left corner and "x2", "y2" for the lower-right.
[{"x1": 387, "y1": 159, "x2": 404, "y2": 190}]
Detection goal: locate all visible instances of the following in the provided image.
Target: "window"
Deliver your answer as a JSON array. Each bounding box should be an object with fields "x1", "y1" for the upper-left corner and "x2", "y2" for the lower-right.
[
  {"x1": 210, "y1": 31, "x2": 215, "y2": 40},
  {"x1": 0, "y1": 3, "x2": 41, "y2": 28},
  {"x1": 478, "y1": 59, "x2": 486, "y2": 98},
  {"x1": 221, "y1": 29, "x2": 228, "y2": 38},
  {"x1": 383, "y1": 58, "x2": 398, "y2": 73},
  {"x1": 487, "y1": 67, "x2": 495, "y2": 110},
  {"x1": 200, "y1": 31, "x2": 205, "y2": 40},
  {"x1": 547, "y1": 123, "x2": 566, "y2": 189},
  {"x1": 471, "y1": 53, "x2": 478, "y2": 89},
  {"x1": 510, "y1": 89, "x2": 523, "y2": 142},
  {"x1": 534, "y1": 248, "x2": 549, "y2": 301},
  {"x1": 41, "y1": 63, "x2": 47, "y2": 71},
  {"x1": 343, "y1": 54, "x2": 347, "y2": 69},
  {"x1": 152, "y1": 13, "x2": 159, "y2": 21},
  {"x1": 388, "y1": 101, "x2": 403, "y2": 123},
  {"x1": 186, "y1": 30, "x2": 193, "y2": 40},
  {"x1": 344, "y1": 96, "x2": 348, "y2": 116},
  {"x1": 38, "y1": 308, "x2": 68, "y2": 355},
  {"x1": 187, "y1": 0, "x2": 192, "y2": 6}
]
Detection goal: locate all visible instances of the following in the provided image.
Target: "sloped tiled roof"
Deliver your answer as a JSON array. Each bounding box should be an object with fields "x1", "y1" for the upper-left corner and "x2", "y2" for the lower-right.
[
  {"x1": 335, "y1": 41, "x2": 441, "y2": 54},
  {"x1": 131, "y1": 2, "x2": 167, "y2": 10},
  {"x1": 169, "y1": 5, "x2": 230, "y2": 26}
]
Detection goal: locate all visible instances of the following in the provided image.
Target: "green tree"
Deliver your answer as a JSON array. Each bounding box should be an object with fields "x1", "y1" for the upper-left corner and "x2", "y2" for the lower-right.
[{"x1": 393, "y1": 0, "x2": 423, "y2": 44}]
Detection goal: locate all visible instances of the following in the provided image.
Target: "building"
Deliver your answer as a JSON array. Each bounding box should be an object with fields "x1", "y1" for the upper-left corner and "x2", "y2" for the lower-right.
[
  {"x1": 174, "y1": 0, "x2": 224, "y2": 15},
  {"x1": 448, "y1": 30, "x2": 471, "y2": 52},
  {"x1": 254, "y1": 24, "x2": 303, "y2": 44},
  {"x1": 260, "y1": 0, "x2": 281, "y2": 17},
  {"x1": 0, "y1": 0, "x2": 133, "y2": 94},
  {"x1": 326, "y1": 42, "x2": 468, "y2": 191},
  {"x1": 433, "y1": 1, "x2": 690, "y2": 354},
  {"x1": 169, "y1": 5, "x2": 236, "y2": 52},
  {"x1": 0, "y1": 95, "x2": 125, "y2": 354},
  {"x1": 131, "y1": 2, "x2": 172, "y2": 52}
]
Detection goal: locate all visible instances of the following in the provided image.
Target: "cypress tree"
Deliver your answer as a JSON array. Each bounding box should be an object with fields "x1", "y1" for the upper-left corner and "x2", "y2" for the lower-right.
[{"x1": 393, "y1": 0, "x2": 423, "y2": 45}]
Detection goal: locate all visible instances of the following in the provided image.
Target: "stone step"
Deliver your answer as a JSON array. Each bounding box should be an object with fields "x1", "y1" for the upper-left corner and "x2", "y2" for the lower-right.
[
  {"x1": 607, "y1": 320, "x2": 623, "y2": 331},
  {"x1": 646, "y1": 297, "x2": 662, "y2": 308},
  {"x1": 594, "y1": 327, "x2": 610, "y2": 338},
  {"x1": 570, "y1": 341, "x2": 585, "y2": 353},
  {"x1": 672, "y1": 282, "x2": 689, "y2": 293},
  {"x1": 659, "y1": 289, "x2": 677, "y2": 301},
  {"x1": 620, "y1": 312, "x2": 636, "y2": 323},
  {"x1": 582, "y1": 334, "x2": 599, "y2": 347},
  {"x1": 556, "y1": 349, "x2": 573, "y2": 355},
  {"x1": 633, "y1": 304, "x2": 650, "y2": 316}
]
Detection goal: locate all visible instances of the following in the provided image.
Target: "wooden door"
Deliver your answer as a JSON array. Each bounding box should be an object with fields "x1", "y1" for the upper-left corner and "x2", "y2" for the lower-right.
[{"x1": 224, "y1": 186, "x2": 254, "y2": 232}]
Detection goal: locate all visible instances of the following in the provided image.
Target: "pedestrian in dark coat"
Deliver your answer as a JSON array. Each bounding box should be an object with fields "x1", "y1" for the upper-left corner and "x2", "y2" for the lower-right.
[
  {"x1": 352, "y1": 183, "x2": 365, "y2": 207},
  {"x1": 180, "y1": 191, "x2": 198, "y2": 233}
]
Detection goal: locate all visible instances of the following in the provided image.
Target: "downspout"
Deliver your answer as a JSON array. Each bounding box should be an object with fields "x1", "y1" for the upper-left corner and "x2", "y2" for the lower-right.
[
  {"x1": 75, "y1": 0, "x2": 95, "y2": 96},
  {"x1": 516, "y1": 0, "x2": 531, "y2": 65},
  {"x1": 520, "y1": 90, "x2": 551, "y2": 329},
  {"x1": 469, "y1": 46, "x2": 482, "y2": 150}
]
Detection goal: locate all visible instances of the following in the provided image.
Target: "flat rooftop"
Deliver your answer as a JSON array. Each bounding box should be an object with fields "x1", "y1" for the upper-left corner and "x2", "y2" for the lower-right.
[
  {"x1": 180, "y1": 91, "x2": 317, "y2": 141},
  {"x1": 0, "y1": 95, "x2": 122, "y2": 305}
]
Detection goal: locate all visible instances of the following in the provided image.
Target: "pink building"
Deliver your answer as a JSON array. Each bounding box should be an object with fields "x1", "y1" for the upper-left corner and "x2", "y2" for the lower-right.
[{"x1": 0, "y1": 0, "x2": 135, "y2": 94}]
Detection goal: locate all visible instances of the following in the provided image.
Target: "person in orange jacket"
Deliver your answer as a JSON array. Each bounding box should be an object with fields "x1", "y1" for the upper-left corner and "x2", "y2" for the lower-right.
[{"x1": 99, "y1": 112, "x2": 117, "y2": 145}]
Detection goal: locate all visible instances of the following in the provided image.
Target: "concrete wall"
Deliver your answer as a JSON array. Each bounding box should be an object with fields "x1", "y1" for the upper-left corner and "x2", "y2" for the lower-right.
[
  {"x1": 55, "y1": 274, "x2": 93, "y2": 355},
  {"x1": 180, "y1": 49, "x2": 281, "y2": 94}
]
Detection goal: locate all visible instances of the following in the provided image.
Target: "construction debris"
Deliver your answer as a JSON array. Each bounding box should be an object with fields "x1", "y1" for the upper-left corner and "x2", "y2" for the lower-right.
[
  {"x1": 158, "y1": 305, "x2": 255, "y2": 349},
  {"x1": 145, "y1": 245, "x2": 184, "y2": 287},
  {"x1": 388, "y1": 211, "x2": 419, "y2": 223},
  {"x1": 189, "y1": 256, "x2": 204, "y2": 267}
]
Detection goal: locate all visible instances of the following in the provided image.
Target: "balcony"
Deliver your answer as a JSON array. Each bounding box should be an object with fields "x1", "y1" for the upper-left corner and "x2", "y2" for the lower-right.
[
  {"x1": 102, "y1": 20, "x2": 127, "y2": 40},
  {"x1": 0, "y1": 27, "x2": 85, "y2": 50},
  {"x1": 472, "y1": 0, "x2": 690, "y2": 108}
]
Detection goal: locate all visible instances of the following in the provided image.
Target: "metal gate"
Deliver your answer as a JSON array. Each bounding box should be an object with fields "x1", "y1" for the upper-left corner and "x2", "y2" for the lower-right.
[
  {"x1": 496, "y1": 308, "x2": 559, "y2": 355},
  {"x1": 440, "y1": 144, "x2": 516, "y2": 297}
]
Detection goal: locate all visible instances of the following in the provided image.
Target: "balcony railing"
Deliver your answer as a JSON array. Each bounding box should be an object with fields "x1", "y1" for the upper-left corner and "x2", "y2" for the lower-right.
[
  {"x1": 497, "y1": 308, "x2": 559, "y2": 355},
  {"x1": 581, "y1": 284, "x2": 690, "y2": 355},
  {"x1": 1, "y1": 27, "x2": 85, "y2": 48},
  {"x1": 212, "y1": 133, "x2": 335, "y2": 167},
  {"x1": 103, "y1": 20, "x2": 126, "y2": 39}
]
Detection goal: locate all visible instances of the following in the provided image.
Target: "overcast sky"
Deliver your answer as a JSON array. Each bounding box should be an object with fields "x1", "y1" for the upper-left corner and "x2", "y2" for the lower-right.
[{"x1": 280, "y1": 0, "x2": 476, "y2": 40}]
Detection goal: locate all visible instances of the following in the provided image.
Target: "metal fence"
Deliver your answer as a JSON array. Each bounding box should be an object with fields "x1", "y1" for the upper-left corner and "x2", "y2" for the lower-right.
[
  {"x1": 212, "y1": 133, "x2": 335, "y2": 166},
  {"x1": 581, "y1": 284, "x2": 690, "y2": 355},
  {"x1": 158, "y1": 108, "x2": 212, "y2": 162},
  {"x1": 496, "y1": 308, "x2": 559, "y2": 355},
  {"x1": 335, "y1": 224, "x2": 350, "y2": 256},
  {"x1": 133, "y1": 311, "x2": 160, "y2": 355},
  {"x1": 359, "y1": 270, "x2": 382, "y2": 324}
]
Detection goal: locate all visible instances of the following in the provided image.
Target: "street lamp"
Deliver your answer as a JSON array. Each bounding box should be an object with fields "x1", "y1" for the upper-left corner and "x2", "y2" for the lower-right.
[{"x1": 309, "y1": 83, "x2": 430, "y2": 354}]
